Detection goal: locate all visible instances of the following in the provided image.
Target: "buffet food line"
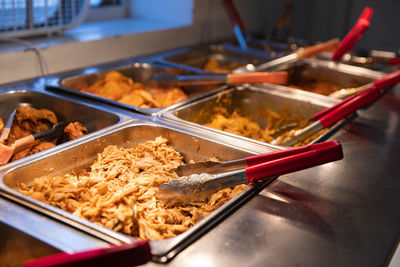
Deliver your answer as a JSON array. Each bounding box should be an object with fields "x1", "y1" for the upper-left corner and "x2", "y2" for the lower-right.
[{"x1": 1, "y1": 35, "x2": 400, "y2": 267}]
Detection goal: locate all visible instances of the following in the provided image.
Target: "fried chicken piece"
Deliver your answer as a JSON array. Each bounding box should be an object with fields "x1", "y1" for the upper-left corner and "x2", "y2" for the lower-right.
[
  {"x1": 81, "y1": 71, "x2": 189, "y2": 108},
  {"x1": 96, "y1": 81, "x2": 128, "y2": 100},
  {"x1": 119, "y1": 91, "x2": 145, "y2": 106},
  {"x1": 0, "y1": 117, "x2": 4, "y2": 132},
  {"x1": 83, "y1": 71, "x2": 134, "y2": 100},
  {"x1": 63, "y1": 122, "x2": 87, "y2": 141},
  {"x1": 162, "y1": 88, "x2": 188, "y2": 107}
]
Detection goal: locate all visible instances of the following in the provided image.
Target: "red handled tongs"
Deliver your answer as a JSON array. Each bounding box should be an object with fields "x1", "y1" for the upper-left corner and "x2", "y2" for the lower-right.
[
  {"x1": 274, "y1": 70, "x2": 400, "y2": 146},
  {"x1": 331, "y1": 6, "x2": 373, "y2": 61},
  {"x1": 158, "y1": 140, "x2": 343, "y2": 204},
  {"x1": 23, "y1": 240, "x2": 152, "y2": 267}
]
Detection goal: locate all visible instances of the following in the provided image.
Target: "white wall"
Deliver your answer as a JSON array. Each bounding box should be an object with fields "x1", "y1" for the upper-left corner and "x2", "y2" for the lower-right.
[{"x1": 0, "y1": 0, "x2": 398, "y2": 85}]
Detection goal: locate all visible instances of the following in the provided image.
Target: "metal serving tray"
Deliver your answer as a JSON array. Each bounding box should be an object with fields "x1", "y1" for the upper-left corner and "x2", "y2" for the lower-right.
[
  {"x1": 162, "y1": 85, "x2": 344, "y2": 149},
  {"x1": 46, "y1": 62, "x2": 225, "y2": 116},
  {"x1": 0, "y1": 89, "x2": 121, "y2": 167},
  {"x1": 154, "y1": 44, "x2": 273, "y2": 74},
  {"x1": 0, "y1": 121, "x2": 274, "y2": 262},
  {"x1": 270, "y1": 58, "x2": 385, "y2": 98}
]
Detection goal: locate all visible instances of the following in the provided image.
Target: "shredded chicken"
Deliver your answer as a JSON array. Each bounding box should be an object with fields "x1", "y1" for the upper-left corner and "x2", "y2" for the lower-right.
[
  {"x1": 204, "y1": 107, "x2": 326, "y2": 146},
  {"x1": 81, "y1": 71, "x2": 189, "y2": 108},
  {"x1": 18, "y1": 137, "x2": 246, "y2": 240}
]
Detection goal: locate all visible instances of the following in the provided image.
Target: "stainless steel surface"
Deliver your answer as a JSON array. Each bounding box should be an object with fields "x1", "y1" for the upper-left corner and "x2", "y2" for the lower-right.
[
  {"x1": 162, "y1": 85, "x2": 343, "y2": 149},
  {"x1": 0, "y1": 215, "x2": 59, "y2": 267},
  {"x1": 0, "y1": 194, "x2": 109, "y2": 267},
  {"x1": 47, "y1": 62, "x2": 225, "y2": 115},
  {"x1": 0, "y1": 120, "x2": 274, "y2": 261},
  {"x1": 235, "y1": 53, "x2": 298, "y2": 73},
  {"x1": 153, "y1": 85, "x2": 400, "y2": 267},
  {"x1": 266, "y1": 58, "x2": 385, "y2": 99},
  {"x1": 0, "y1": 89, "x2": 121, "y2": 168},
  {"x1": 155, "y1": 44, "x2": 272, "y2": 74},
  {"x1": 0, "y1": 50, "x2": 399, "y2": 267}
]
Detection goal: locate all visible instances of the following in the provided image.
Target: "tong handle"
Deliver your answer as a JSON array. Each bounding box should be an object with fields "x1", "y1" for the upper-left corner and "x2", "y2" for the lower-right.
[
  {"x1": 388, "y1": 57, "x2": 400, "y2": 65},
  {"x1": 297, "y1": 39, "x2": 340, "y2": 59},
  {"x1": 245, "y1": 141, "x2": 343, "y2": 183},
  {"x1": 314, "y1": 70, "x2": 400, "y2": 120},
  {"x1": 228, "y1": 72, "x2": 288, "y2": 85},
  {"x1": 319, "y1": 87, "x2": 380, "y2": 128},
  {"x1": 331, "y1": 7, "x2": 373, "y2": 61},
  {"x1": 373, "y1": 69, "x2": 400, "y2": 89},
  {"x1": 244, "y1": 141, "x2": 339, "y2": 167},
  {"x1": 359, "y1": 6, "x2": 374, "y2": 20},
  {"x1": 24, "y1": 240, "x2": 151, "y2": 267},
  {"x1": 222, "y1": 0, "x2": 247, "y2": 34}
]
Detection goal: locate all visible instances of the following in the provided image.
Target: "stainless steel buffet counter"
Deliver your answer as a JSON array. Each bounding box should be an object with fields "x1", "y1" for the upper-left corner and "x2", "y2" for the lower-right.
[{"x1": 0, "y1": 50, "x2": 399, "y2": 267}]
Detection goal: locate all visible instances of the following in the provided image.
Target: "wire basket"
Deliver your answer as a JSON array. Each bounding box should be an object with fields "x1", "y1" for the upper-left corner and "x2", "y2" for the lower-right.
[{"x1": 0, "y1": 0, "x2": 90, "y2": 37}]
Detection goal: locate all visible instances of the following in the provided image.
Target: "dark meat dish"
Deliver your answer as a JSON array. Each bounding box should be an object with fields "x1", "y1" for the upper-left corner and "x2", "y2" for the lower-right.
[
  {"x1": 1, "y1": 106, "x2": 87, "y2": 163},
  {"x1": 63, "y1": 122, "x2": 88, "y2": 141}
]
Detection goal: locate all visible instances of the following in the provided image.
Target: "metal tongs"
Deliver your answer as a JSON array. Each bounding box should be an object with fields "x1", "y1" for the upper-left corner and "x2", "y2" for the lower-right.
[
  {"x1": 148, "y1": 72, "x2": 288, "y2": 86},
  {"x1": 0, "y1": 122, "x2": 66, "y2": 164},
  {"x1": 273, "y1": 70, "x2": 400, "y2": 146},
  {"x1": 158, "y1": 140, "x2": 343, "y2": 205},
  {"x1": 234, "y1": 38, "x2": 340, "y2": 73}
]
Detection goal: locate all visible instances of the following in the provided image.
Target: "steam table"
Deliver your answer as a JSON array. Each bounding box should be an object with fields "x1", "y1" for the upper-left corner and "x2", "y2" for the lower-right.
[{"x1": 0, "y1": 77, "x2": 399, "y2": 267}]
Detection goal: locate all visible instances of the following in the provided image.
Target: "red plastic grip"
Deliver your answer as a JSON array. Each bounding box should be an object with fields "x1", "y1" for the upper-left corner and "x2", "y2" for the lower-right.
[
  {"x1": 24, "y1": 240, "x2": 151, "y2": 267},
  {"x1": 314, "y1": 70, "x2": 400, "y2": 120},
  {"x1": 244, "y1": 141, "x2": 340, "y2": 167},
  {"x1": 359, "y1": 6, "x2": 374, "y2": 20},
  {"x1": 222, "y1": 0, "x2": 247, "y2": 33},
  {"x1": 388, "y1": 57, "x2": 400, "y2": 65},
  {"x1": 372, "y1": 70, "x2": 400, "y2": 89},
  {"x1": 331, "y1": 18, "x2": 370, "y2": 61},
  {"x1": 245, "y1": 141, "x2": 343, "y2": 183},
  {"x1": 318, "y1": 87, "x2": 381, "y2": 128},
  {"x1": 313, "y1": 86, "x2": 374, "y2": 120}
]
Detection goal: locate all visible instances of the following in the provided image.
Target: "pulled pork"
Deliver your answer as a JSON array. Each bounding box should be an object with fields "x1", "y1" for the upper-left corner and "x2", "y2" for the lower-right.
[{"x1": 18, "y1": 137, "x2": 246, "y2": 240}]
